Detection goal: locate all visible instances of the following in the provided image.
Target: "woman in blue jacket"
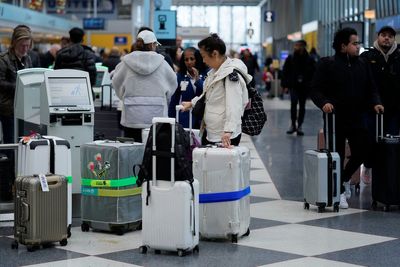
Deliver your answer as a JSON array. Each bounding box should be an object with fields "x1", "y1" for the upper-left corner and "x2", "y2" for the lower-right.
[{"x1": 169, "y1": 47, "x2": 208, "y2": 128}]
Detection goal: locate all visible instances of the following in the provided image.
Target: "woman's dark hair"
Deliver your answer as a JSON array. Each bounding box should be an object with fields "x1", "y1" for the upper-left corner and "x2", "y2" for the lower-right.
[
  {"x1": 178, "y1": 47, "x2": 208, "y2": 75},
  {"x1": 198, "y1": 33, "x2": 226, "y2": 56},
  {"x1": 332, "y1": 27, "x2": 357, "y2": 53},
  {"x1": 132, "y1": 39, "x2": 153, "y2": 52}
]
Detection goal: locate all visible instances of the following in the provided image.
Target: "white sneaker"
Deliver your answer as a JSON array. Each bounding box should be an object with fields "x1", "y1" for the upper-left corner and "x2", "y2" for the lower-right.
[
  {"x1": 360, "y1": 165, "x2": 372, "y2": 185},
  {"x1": 339, "y1": 193, "x2": 349, "y2": 209},
  {"x1": 343, "y1": 181, "x2": 351, "y2": 199}
]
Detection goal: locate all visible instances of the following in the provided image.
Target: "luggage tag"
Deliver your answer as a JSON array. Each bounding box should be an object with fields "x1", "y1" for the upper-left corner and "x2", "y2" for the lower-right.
[
  {"x1": 180, "y1": 81, "x2": 189, "y2": 91},
  {"x1": 39, "y1": 173, "x2": 49, "y2": 192}
]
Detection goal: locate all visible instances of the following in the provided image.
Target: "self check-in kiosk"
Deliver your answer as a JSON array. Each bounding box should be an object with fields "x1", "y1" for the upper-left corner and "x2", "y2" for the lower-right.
[
  {"x1": 93, "y1": 65, "x2": 119, "y2": 109},
  {"x1": 40, "y1": 69, "x2": 94, "y2": 214},
  {"x1": 14, "y1": 68, "x2": 52, "y2": 142}
]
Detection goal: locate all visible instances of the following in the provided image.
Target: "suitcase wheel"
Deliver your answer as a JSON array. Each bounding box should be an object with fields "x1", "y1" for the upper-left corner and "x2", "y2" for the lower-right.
[
  {"x1": 193, "y1": 245, "x2": 199, "y2": 253},
  {"x1": 317, "y1": 206, "x2": 325, "y2": 213},
  {"x1": 371, "y1": 200, "x2": 378, "y2": 210},
  {"x1": 139, "y1": 245, "x2": 148, "y2": 254},
  {"x1": 81, "y1": 222, "x2": 90, "y2": 232},
  {"x1": 383, "y1": 205, "x2": 391, "y2": 212},
  {"x1": 231, "y1": 234, "x2": 238, "y2": 243},
  {"x1": 135, "y1": 221, "x2": 142, "y2": 231},
  {"x1": 60, "y1": 239, "x2": 68, "y2": 246},
  {"x1": 333, "y1": 203, "x2": 339, "y2": 212},
  {"x1": 304, "y1": 202, "x2": 310, "y2": 210},
  {"x1": 154, "y1": 249, "x2": 161, "y2": 254},
  {"x1": 27, "y1": 245, "x2": 38, "y2": 252},
  {"x1": 67, "y1": 225, "x2": 72, "y2": 238},
  {"x1": 11, "y1": 240, "x2": 18, "y2": 250},
  {"x1": 177, "y1": 249, "x2": 185, "y2": 257},
  {"x1": 243, "y1": 228, "x2": 250, "y2": 237},
  {"x1": 115, "y1": 227, "x2": 125, "y2": 236}
]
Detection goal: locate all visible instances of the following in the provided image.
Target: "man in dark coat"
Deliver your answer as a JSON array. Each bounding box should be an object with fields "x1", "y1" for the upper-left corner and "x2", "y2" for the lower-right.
[
  {"x1": 54, "y1": 27, "x2": 97, "y2": 87},
  {"x1": 310, "y1": 27, "x2": 384, "y2": 209},
  {"x1": 359, "y1": 26, "x2": 400, "y2": 183},
  {"x1": 281, "y1": 40, "x2": 315, "y2": 136}
]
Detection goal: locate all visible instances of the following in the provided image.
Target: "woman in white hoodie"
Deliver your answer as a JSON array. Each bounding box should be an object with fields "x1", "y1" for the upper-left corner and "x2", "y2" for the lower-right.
[
  {"x1": 182, "y1": 34, "x2": 251, "y2": 148},
  {"x1": 112, "y1": 30, "x2": 177, "y2": 142}
]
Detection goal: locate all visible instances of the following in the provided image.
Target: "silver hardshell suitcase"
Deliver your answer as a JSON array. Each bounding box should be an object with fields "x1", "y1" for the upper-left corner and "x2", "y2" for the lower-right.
[
  {"x1": 139, "y1": 117, "x2": 199, "y2": 257},
  {"x1": 303, "y1": 113, "x2": 341, "y2": 212},
  {"x1": 12, "y1": 174, "x2": 68, "y2": 251},
  {"x1": 192, "y1": 146, "x2": 251, "y2": 243}
]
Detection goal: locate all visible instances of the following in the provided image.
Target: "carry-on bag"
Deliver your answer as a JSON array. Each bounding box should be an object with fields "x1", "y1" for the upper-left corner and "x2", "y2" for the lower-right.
[
  {"x1": 0, "y1": 153, "x2": 15, "y2": 201},
  {"x1": 192, "y1": 145, "x2": 251, "y2": 243},
  {"x1": 80, "y1": 140, "x2": 144, "y2": 234},
  {"x1": 372, "y1": 113, "x2": 400, "y2": 211},
  {"x1": 17, "y1": 135, "x2": 72, "y2": 237},
  {"x1": 304, "y1": 112, "x2": 341, "y2": 212},
  {"x1": 139, "y1": 117, "x2": 199, "y2": 257},
  {"x1": 12, "y1": 174, "x2": 68, "y2": 251}
]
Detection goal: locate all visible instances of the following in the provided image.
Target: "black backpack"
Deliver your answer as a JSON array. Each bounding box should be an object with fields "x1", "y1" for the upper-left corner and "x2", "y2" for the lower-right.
[{"x1": 135, "y1": 122, "x2": 193, "y2": 187}]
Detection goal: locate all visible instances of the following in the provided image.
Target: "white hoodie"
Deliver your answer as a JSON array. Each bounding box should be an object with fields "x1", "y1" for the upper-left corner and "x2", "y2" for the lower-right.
[{"x1": 112, "y1": 51, "x2": 177, "y2": 129}]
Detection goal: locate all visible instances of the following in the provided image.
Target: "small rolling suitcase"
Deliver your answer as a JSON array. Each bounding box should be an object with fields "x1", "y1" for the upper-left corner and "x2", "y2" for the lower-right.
[
  {"x1": 372, "y1": 114, "x2": 400, "y2": 211},
  {"x1": 139, "y1": 117, "x2": 199, "y2": 257},
  {"x1": 304, "y1": 113, "x2": 341, "y2": 212},
  {"x1": 192, "y1": 146, "x2": 251, "y2": 242},
  {"x1": 17, "y1": 135, "x2": 72, "y2": 237},
  {"x1": 80, "y1": 140, "x2": 144, "y2": 234},
  {"x1": 12, "y1": 174, "x2": 68, "y2": 251},
  {"x1": 0, "y1": 153, "x2": 14, "y2": 201}
]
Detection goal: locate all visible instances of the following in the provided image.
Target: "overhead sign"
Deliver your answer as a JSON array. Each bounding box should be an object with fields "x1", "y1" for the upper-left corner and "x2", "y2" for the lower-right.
[
  {"x1": 114, "y1": 36, "x2": 127, "y2": 45},
  {"x1": 264, "y1": 10, "x2": 275, "y2": 23},
  {"x1": 153, "y1": 10, "x2": 176, "y2": 40},
  {"x1": 83, "y1": 18, "x2": 105, "y2": 30}
]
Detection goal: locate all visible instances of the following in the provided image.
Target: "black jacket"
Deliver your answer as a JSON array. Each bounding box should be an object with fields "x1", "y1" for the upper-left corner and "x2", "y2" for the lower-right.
[
  {"x1": 360, "y1": 46, "x2": 400, "y2": 111},
  {"x1": 310, "y1": 53, "x2": 381, "y2": 126},
  {"x1": 103, "y1": 54, "x2": 121, "y2": 73},
  {"x1": 54, "y1": 43, "x2": 97, "y2": 87},
  {"x1": 281, "y1": 52, "x2": 315, "y2": 90},
  {"x1": 0, "y1": 51, "x2": 32, "y2": 116}
]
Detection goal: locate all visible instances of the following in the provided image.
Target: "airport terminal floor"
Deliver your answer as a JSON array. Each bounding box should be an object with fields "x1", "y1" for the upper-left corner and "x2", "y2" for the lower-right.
[{"x1": 1, "y1": 96, "x2": 400, "y2": 267}]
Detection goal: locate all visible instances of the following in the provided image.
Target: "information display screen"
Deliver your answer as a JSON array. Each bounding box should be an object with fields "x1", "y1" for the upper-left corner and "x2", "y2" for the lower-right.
[
  {"x1": 95, "y1": 71, "x2": 105, "y2": 87},
  {"x1": 48, "y1": 77, "x2": 91, "y2": 106}
]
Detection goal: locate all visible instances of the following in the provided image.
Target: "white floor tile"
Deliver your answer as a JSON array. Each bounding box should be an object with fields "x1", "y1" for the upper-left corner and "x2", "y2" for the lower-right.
[
  {"x1": 251, "y1": 158, "x2": 268, "y2": 169},
  {"x1": 250, "y1": 183, "x2": 281, "y2": 200},
  {"x1": 57, "y1": 227, "x2": 142, "y2": 255},
  {"x1": 238, "y1": 224, "x2": 395, "y2": 257},
  {"x1": 23, "y1": 256, "x2": 141, "y2": 267},
  {"x1": 250, "y1": 200, "x2": 365, "y2": 223},
  {"x1": 259, "y1": 257, "x2": 365, "y2": 267},
  {"x1": 251, "y1": 169, "x2": 272, "y2": 183}
]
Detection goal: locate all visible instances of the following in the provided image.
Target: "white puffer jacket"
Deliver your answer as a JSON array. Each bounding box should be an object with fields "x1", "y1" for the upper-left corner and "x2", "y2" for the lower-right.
[
  {"x1": 192, "y1": 57, "x2": 251, "y2": 142},
  {"x1": 112, "y1": 51, "x2": 177, "y2": 129}
]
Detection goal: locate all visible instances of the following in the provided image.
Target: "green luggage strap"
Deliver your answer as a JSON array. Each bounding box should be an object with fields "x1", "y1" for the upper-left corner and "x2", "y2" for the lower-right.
[
  {"x1": 81, "y1": 187, "x2": 142, "y2": 197},
  {"x1": 81, "y1": 176, "x2": 138, "y2": 188},
  {"x1": 66, "y1": 176, "x2": 73, "y2": 184}
]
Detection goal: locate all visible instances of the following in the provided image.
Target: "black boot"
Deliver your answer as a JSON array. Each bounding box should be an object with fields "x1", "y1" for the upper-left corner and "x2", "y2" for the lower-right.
[
  {"x1": 286, "y1": 125, "x2": 297, "y2": 134},
  {"x1": 296, "y1": 125, "x2": 304, "y2": 136}
]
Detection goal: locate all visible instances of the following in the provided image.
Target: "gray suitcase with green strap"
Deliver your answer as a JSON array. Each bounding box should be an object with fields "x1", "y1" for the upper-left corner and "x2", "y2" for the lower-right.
[{"x1": 80, "y1": 141, "x2": 144, "y2": 234}]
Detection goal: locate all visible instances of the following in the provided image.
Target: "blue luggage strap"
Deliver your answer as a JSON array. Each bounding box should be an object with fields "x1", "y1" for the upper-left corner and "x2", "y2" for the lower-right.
[{"x1": 199, "y1": 186, "x2": 251, "y2": 203}]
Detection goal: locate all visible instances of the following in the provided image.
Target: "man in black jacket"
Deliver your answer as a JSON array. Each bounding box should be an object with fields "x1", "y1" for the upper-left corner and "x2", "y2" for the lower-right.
[
  {"x1": 310, "y1": 27, "x2": 384, "y2": 209},
  {"x1": 54, "y1": 27, "x2": 97, "y2": 87},
  {"x1": 281, "y1": 40, "x2": 315, "y2": 136},
  {"x1": 360, "y1": 26, "x2": 400, "y2": 183}
]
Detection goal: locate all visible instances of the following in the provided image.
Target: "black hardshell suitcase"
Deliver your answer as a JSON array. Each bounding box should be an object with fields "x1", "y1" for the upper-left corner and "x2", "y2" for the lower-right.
[{"x1": 372, "y1": 114, "x2": 400, "y2": 211}]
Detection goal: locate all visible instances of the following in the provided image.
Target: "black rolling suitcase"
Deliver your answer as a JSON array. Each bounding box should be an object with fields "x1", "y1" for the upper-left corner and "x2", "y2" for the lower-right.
[
  {"x1": 0, "y1": 153, "x2": 15, "y2": 201},
  {"x1": 372, "y1": 114, "x2": 400, "y2": 211}
]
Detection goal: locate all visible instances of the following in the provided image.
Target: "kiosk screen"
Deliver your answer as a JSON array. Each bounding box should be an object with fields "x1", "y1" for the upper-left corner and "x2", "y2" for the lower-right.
[
  {"x1": 95, "y1": 71, "x2": 105, "y2": 87},
  {"x1": 48, "y1": 77, "x2": 91, "y2": 106}
]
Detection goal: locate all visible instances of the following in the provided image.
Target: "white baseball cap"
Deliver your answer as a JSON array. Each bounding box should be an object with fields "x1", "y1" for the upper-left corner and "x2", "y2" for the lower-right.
[{"x1": 137, "y1": 30, "x2": 161, "y2": 46}]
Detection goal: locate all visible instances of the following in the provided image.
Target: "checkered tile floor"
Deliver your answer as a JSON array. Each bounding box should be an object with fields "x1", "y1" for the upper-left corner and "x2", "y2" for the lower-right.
[{"x1": 1, "y1": 103, "x2": 400, "y2": 267}]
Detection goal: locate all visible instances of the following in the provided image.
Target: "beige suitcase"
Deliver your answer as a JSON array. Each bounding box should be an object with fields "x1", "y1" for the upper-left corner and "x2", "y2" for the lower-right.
[{"x1": 12, "y1": 174, "x2": 68, "y2": 251}]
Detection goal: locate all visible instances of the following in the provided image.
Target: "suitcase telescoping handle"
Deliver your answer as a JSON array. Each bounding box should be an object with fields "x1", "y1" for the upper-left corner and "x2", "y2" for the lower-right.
[
  {"x1": 324, "y1": 112, "x2": 336, "y2": 152},
  {"x1": 176, "y1": 105, "x2": 193, "y2": 146},
  {"x1": 152, "y1": 117, "x2": 176, "y2": 186},
  {"x1": 376, "y1": 112, "x2": 384, "y2": 142}
]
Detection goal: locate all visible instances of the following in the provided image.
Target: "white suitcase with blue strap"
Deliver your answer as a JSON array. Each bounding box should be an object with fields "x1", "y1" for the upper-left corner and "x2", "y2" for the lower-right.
[{"x1": 192, "y1": 146, "x2": 251, "y2": 243}]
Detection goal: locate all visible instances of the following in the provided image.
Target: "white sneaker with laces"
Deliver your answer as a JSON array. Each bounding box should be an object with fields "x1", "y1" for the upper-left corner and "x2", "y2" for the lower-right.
[
  {"x1": 360, "y1": 164, "x2": 372, "y2": 185},
  {"x1": 339, "y1": 193, "x2": 349, "y2": 209},
  {"x1": 343, "y1": 181, "x2": 351, "y2": 199}
]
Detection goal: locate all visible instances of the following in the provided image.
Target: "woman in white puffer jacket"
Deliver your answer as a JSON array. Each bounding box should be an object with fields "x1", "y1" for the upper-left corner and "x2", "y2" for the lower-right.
[{"x1": 112, "y1": 30, "x2": 177, "y2": 142}]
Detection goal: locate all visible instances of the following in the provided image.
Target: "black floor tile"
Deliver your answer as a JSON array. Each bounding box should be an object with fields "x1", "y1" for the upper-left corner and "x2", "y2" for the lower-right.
[
  {"x1": 249, "y1": 217, "x2": 287, "y2": 230},
  {"x1": 250, "y1": 196, "x2": 275, "y2": 204}
]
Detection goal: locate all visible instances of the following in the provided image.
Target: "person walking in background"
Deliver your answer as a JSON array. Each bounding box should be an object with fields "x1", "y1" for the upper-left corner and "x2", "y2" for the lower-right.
[
  {"x1": 181, "y1": 33, "x2": 250, "y2": 148},
  {"x1": 54, "y1": 27, "x2": 97, "y2": 87},
  {"x1": 281, "y1": 39, "x2": 316, "y2": 136},
  {"x1": 168, "y1": 47, "x2": 208, "y2": 128},
  {"x1": 310, "y1": 27, "x2": 384, "y2": 209},
  {"x1": 40, "y1": 44, "x2": 61, "y2": 68},
  {"x1": 360, "y1": 26, "x2": 400, "y2": 184},
  {"x1": 309, "y1": 47, "x2": 320, "y2": 63},
  {"x1": 240, "y1": 48, "x2": 259, "y2": 88},
  {"x1": 112, "y1": 30, "x2": 177, "y2": 142}
]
